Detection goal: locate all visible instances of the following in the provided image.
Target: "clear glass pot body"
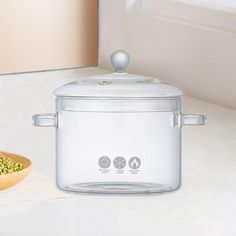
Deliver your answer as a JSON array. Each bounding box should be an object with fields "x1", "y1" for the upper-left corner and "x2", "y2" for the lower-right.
[
  {"x1": 32, "y1": 51, "x2": 206, "y2": 194},
  {"x1": 33, "y1": 96, "x2": 205, "y2": 193},
  {"x1": 55, "y1": 97, "x2": 182, "y2": 193}
]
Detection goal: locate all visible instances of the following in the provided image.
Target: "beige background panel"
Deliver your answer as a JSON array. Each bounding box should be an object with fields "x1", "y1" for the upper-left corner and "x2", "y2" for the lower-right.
[{"x1": 0, "y1": 0, "x2": 98, "y2": 74}]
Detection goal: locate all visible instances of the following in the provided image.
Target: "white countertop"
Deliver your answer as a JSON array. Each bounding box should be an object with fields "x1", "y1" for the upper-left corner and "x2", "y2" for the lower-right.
[{"x1": 0, "y1": 68, "x2": 235, "y2": 236}]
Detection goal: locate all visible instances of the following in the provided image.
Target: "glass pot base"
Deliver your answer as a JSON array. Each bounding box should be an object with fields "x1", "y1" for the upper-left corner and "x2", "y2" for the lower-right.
[{"x1": 59, "y1": 182, "x2": 179, "y2": 194}]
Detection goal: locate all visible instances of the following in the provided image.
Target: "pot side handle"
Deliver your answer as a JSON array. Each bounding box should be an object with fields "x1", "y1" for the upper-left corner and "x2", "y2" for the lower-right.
[
  {"x1": 32, "y1": 113, "x2": 57, "y2": 127},
  {"x1": 182, "y1": 114, "x2": 206, "y2": 126}
]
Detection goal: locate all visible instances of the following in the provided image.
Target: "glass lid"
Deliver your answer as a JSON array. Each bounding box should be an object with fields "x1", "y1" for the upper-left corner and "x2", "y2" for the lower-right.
[{"x1": 54, "y1": 51, "x2": 184, "y2": 98}]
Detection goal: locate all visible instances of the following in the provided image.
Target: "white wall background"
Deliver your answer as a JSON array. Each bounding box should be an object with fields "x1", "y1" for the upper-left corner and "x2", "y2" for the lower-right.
[{"x1": 99, "y1": 0, "x2": 236, "y2": 109}]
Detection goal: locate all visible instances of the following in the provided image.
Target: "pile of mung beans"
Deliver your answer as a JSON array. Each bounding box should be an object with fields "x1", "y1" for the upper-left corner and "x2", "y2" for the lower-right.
[{"x1": 0, "y1": 157, "x2": 23, "y2": 175}]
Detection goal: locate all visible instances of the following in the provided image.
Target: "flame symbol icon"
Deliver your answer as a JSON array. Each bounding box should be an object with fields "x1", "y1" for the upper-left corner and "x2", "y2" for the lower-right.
[{"x1": 129, "y1": 157, "x2": 141, "y2": 169}]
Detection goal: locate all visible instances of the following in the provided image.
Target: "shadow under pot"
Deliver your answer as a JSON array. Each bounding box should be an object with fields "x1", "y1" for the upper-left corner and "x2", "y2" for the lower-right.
[{"x1": 32, "y1": 50, "x2": 206, "y2": 194}]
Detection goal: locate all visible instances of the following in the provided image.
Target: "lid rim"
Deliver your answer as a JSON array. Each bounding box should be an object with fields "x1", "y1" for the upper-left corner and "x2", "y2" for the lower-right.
[
  {"x1": 55, "y1": 95, "x2": 184, "y2": 99},
  {"x1": 54, "y1": 51, "x2": 184, "y2": 98}
]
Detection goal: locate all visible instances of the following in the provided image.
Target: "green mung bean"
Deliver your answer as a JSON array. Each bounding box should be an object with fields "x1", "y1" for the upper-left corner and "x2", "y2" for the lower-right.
[{"x1": 0, "y1": 157, "x2": 23, "y2": 175}]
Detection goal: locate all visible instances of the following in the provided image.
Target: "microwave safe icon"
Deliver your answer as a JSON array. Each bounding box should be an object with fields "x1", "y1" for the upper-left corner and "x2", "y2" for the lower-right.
[{"x1": 98, "y1": 156, "x2": 111, "y2": 169}]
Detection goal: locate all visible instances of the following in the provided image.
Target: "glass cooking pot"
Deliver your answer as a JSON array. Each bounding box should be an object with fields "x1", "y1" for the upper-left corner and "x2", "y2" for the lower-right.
[{"x1": 33, "y1": 51, "x2": 206, "y2": 194}]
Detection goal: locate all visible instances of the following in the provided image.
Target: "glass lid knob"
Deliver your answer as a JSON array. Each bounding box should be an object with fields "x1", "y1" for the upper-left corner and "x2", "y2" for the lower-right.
[{"x1": 110, "y1": 50, "x2": 130, "y2": 73}]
